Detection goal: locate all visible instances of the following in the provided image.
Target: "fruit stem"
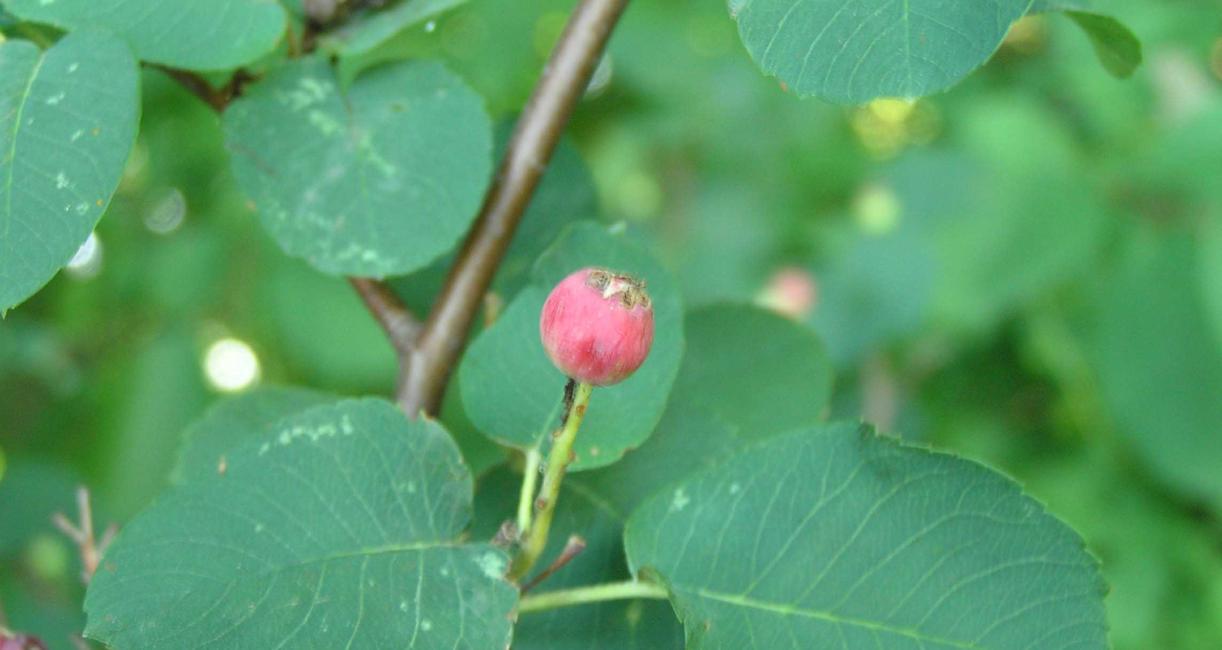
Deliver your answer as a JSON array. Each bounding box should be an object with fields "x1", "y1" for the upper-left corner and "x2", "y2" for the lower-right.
[
  {"x1": 509, "y1": 379, "x2": 593, "y2": 581},
  {"x1": 518, "y1": 580, "x2": 669, "y2": 613},
  {"x1": 515, "y1": 447, "x2": 543, "y2": 537}
]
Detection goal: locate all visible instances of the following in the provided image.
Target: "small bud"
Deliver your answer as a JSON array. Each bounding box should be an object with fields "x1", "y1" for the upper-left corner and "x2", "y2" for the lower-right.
[{"x1": 540, "y1": 267, "x2": 654, "y2": 386}]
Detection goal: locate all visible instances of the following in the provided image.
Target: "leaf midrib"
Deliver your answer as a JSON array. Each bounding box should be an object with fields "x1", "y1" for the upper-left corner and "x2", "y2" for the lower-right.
[
  {"x1": 2, "y1": 44, "x2": 47, "y2": 242},
  {"x1": 690, "y1": 586, "x2": 984, "y2": 649}
]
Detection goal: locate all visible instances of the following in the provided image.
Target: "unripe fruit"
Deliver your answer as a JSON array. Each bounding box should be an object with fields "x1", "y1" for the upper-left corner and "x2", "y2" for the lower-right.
[{"x1": 540, "y1": 268, "x2": 654, "y2": 386}]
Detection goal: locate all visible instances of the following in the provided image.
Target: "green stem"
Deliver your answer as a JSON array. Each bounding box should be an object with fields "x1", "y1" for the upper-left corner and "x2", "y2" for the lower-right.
[
  {"x1": 518, "y1": 580, "x2": 669, "y2": 614},
  {"x1": 509, "y1": 380, "x2": 593, "y2": 581},
  {"x1": 515, "y1": 447, "x2": 542, "y2": 537}
]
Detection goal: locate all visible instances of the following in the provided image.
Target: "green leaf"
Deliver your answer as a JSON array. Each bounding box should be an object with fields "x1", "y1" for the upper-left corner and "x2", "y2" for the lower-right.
[
  {"x1": 0, "y1": 458, "x2": 81, "y2": 557},
  {"x1": 0, "y1": 30, "x2": 139, "y2": 312},
  {"x1": 172, "y1": 386, "x2": 335, "y2": 484},
  {"x1": 224, "y1": 56, "x2": 492, "y2": 277},
  {"x1": 625, "y1": 424, "x2": 1108, "y2": 649},
  {"x1": 1094, "y1": 234, "x2": 1222, "y2": 513},
  {"x1": 1027, "y1": 1, "x2": 1142, "y2": 79},
  {"x1": 321, "y1": 0, "x2": 466, "y2": 58},
  {"x1": 1, "y1": 0, "x2": 286, "y2": 71},
  {"x1": 1064, "y1": 11, "x2": 1142, "y2": 78},
  {"x1": 458, "y1": 222, "x2": 684, "y2": 471},
  {"x1": 728, "y1": 0, "x2": 1031, "y2": 104},
  {"x1": 580, "y1": 403, "x2": 742, "y2": 517},
  {"x1": 1202, "y1": 215, "x2": 1222, "y2": 352},
  {"x1": 472, "y1": 466, "x2": 685, "y2": 649},
  {"x1": 671, "y1": 304, "x2": 831, "y2": 439},
  {"x1": 84, "y1": 399, "x2": 518, "y2": 649}
]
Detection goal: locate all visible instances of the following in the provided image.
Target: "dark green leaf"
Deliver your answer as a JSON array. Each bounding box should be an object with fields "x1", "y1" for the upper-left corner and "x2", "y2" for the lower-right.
[
  {"x1": 728, "y1": 0, "x2": 1030, "y2": 103},
  {"x1": 0, "y1": 30, "x2": 139, "y2": 312},
  {"x1": 321, "y1": 0, "x2": 466, "y2": 58},
  {"x1": 458, "y1": 222, "x2": 684, "y2": 471},
  {"x1": 1093, "y1": 234, "x2": 1222, "y2": 513},
  {"x1": 224, "y1": 56, "x2": 492, "y2": 277},
  {"x1": 625, "y1": 424, "x2": 1108, "y2": 649},
  {"x1": 1, "y1": 0, "x2": 286, "y2": 71},
  {"x1": 172, "y1": 386, "x2": 335, "y2": 485},
  {"x1": 672, "y1": 304, "x2": 831, "y2": 439},
  {"x1": 579, "y1": 403, "x2": 742, "y2": 517},
  {"x1": 85, "y1": 399, "x2": 518, "y2": 649}
]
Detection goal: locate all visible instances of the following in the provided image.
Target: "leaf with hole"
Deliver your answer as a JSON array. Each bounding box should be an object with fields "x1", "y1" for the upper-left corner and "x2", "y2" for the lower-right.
[
  {"x1": 625, "y1": 424, "x2": 1109, "y2": 649},
  {"x1": 1, "y1": 0, "x2": 286, "y2": 71},
  {"x1": 0, "y1": 30, "x2": 139, "y2": 313},
  {"x1": 84, "y1": 399, "x2": 518, "y2": 649},
  {"x1": 224, "y1": 56, "x2": 492, "y2": 277}
]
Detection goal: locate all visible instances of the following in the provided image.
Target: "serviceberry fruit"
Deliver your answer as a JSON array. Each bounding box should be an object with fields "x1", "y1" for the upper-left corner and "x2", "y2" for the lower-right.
[{"x1": 540, "y1": 267, "x2": 654, "y2": 386}]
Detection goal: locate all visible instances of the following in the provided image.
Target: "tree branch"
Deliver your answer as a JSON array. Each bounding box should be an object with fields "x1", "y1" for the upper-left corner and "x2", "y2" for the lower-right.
[
  {"x1": 396, "y1": 0, "x2": 630, "y2": 416},
  {"x1": 348, "y1": 277, "x2": 421, "y2": 357},
  {"x1": 152, "y1": 66, "x2": 238, "y2": 113}
]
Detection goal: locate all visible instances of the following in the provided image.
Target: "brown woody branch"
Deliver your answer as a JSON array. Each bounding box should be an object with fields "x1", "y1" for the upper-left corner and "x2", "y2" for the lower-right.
[
  {"x1": 348, "y1": 277, "x2": 420, "y2": 357},
  {"x1": 159, "y1": 0, "x2": 629, "y2": 416},
  {"x1": 396, "y1": 0, "x2": 630, "y2": 416},
  {"x1": 51, "y1": 487, "x2": 117, "y2": 585}
]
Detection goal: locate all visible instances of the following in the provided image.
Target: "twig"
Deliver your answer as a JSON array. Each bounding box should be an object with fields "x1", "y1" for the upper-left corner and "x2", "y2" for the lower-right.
[
  {"x1": 520, "y1": 534, "x2": 587, "y2": 593},
  {"x1": 518, "y1": 580, "x2": 668, "y2": 614},
  {"x1": 151, "y1": 66, "x2": 235, "y2": 113},
  {"x1": 396, "y1": 0, "x2": 631, "y2": 416},
  {"x1": 348, "y1": 278, "x2": 422, "y2": 357},
  {"x1": 508, "y1": 380, "x2": 592, "y2": 580},
  {"x1": 51, "y1": 487, "x2": 117, "y2": 585}
]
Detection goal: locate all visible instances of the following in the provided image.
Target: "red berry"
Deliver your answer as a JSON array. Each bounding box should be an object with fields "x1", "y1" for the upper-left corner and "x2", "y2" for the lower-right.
[
  {"x1": 0, "y1": 633, "x2": 47, "y2": 650},
  {"x1": 540, "y1": 268, "x2": 655, "y2": 386}
]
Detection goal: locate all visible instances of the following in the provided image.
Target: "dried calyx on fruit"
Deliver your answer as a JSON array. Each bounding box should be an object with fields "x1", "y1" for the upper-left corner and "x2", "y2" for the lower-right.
[{"x1": 540, "y1": 267, "x2": 655, "y2": 386}]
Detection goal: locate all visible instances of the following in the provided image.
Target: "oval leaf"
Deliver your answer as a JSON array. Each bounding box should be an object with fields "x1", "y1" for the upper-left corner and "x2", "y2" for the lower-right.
[
  {"x1": 0, "y1": 30, "x2": 139, "y2": 312},
  {"x1": 673, "y1": 304, "x2": 831, "y2": 438},
  {"x1": 85, "y1": 399, "x2": 517, "y2": 649},
  {"x1": 626, "y1": 424, "x2": 1108, "y2": 649},
  {"x1": 1094, "y1": 235, "x2": 1222, "y2": 513},
  {"x1": 224, "y1": 57, "x2": 492, "y2": 277},
  {"x1": 172, "y1": 385, "x2": 335, "y2": 485},
  {"x1": 458, "y1": 222, "x2": 684, "y2": 471},
  {"x1": 730, "y1": 0, "x2": 1031, "y2": 103},
  {"x1": 3, "y1": 0, "x2": 286, "y2": 71},
  {"x1": 321, "y1": 0, "x2": 467, "y2": 58}
]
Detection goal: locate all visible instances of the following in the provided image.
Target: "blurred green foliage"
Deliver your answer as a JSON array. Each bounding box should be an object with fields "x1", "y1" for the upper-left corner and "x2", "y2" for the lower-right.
[{"x1": 1, "y1": 0, "x2": 1220, "y2": 648}]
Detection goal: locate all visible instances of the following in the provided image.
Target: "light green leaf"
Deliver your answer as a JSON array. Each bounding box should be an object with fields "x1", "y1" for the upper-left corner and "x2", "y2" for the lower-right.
[
  {"x1": 0, "y1": 30, "x2": 139, "y2": 312},
  {"x1": 224, "y1": 56, "x2": 492, "y2": 277},
  {"x1": 321, "y1": 0, "x2": 467, "y2": 58},
  {"x1": 472, "y1": 466, "x2": 685, "y2": 649},
  {"x1": 728, "y1": 0, "x2": 1031, "y2": 104},
  {"x1": 1094, "y1": 234, "x2": 1222, "y2": 513},
  {"x1": 1028, "y1": 1, "x2": 1142, "y2": 79},
  {"x1": 458, "y1": 222, "x2": 684, "y2": 471},
  {"x1": 85, "y1": 399, "x2": 518, "y2": 649},
  {"x1": 1, "y1": 0, "x2": 286, "y2": 71},
  {"x1": 672, "y1": 304, "x2": 831, "y2": 439},
  {"x1": 626, "y1": 424, "x2": 1108, "y2": 649},
  {"x1": 1064, "y1": 11, "x2": 1142, "y2": 78},
  {"x1": 172, "y1": 386, "x2": 335, "y2": 484}
]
